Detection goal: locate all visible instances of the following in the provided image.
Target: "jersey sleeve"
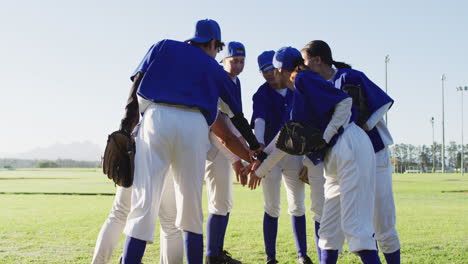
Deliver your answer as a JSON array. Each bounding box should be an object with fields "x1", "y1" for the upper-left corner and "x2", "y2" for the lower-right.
[
  {"x1": 250, "y1": 89, "x2": 268, "y2": 128},
  {"x1": 356, "y1": 71, "x2": 394, "y2": 114},
  {"x1": 130, "y1": 41, "x2": 164, "y2": 81},
  {"x1": 218, "y1": 71, "x2": 242, "y2": 116}
]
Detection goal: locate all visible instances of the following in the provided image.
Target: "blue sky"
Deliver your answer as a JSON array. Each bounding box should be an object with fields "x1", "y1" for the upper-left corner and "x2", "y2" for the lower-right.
[{"x1": 1, "y1": 0, "x2": 467, "y2": 155}]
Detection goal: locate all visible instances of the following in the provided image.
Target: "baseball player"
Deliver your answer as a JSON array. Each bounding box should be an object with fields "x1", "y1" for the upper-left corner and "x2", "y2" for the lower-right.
[
  {"x1": 91, "y1": 50, "x2": 255, "y2": 264},
  {"x1": 301, "y1": 40, "x2": 400, "y2": 264},
  {"x1": 205, "y1": 41, "x2": 247, "y2": 264},
  {"x1": 248, "y1": 47, "x2": 382, "y2": 264},
  {"x1": 121, "y1": 19, "x2": 264, "y2": 264},
  {"x1": 250, "y1": 50, "x2": 312, "y2": 264}
]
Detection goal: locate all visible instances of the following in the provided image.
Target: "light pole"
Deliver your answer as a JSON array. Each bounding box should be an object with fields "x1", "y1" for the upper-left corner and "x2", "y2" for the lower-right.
[
  {"x1": 456, "y1": 86, "x2": 467, "y2": 175},
  {"x1": 385, "y1": 55, "x2": 390, "y2": 125},
  {"x1": 431, "y1": 117, "x2": 435, "y2": 173},
  {"x1": 441, "y1": 74, "x2": 446, "y2": 173}
]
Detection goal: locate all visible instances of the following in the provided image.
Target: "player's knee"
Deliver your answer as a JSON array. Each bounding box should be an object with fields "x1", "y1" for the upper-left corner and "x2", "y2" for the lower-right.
[
  {"x1": 108, "y1": 209, "x2": 129, "y2": 224},
  {"x1": 289, "y1": 205, "x2": 306, "y2": 217},
  {"x1": 264, "y1": 206, "x2": 280, "y2": 218}
]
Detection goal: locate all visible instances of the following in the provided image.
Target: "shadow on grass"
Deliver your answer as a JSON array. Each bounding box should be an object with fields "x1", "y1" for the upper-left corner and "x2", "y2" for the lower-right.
[
  {"x1": 0, "y1": 192, "x2": 114, "y2": 196},
  {"x1": 0, "y1": 177, "x2": 81, "y2": 180},
  {"x1": 441, "y1": 190, "x2": 468, "y2": 193}
]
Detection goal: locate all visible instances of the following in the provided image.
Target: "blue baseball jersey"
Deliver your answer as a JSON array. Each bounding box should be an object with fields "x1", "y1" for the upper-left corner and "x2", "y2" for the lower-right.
[
  {"x1": 331, "y1": 68, "x2": 394, "y2": 153},
  {"x1": 250, "y1": 82, "x2": 293, "y2": 146},
  {"x1": 132, "y1": 39, "x2": 242, "y2": 126},
  {"x1": 291, "y1": 71, "x2": 353, "y2": 164},
  {"x1": 232, "y1": 77, "x2": 243, "y2": 112}
]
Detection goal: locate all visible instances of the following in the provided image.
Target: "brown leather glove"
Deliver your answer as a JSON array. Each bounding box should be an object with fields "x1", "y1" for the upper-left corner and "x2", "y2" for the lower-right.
[{"x1": 102, "y1": 130, "x2": 135, "y2": 187}]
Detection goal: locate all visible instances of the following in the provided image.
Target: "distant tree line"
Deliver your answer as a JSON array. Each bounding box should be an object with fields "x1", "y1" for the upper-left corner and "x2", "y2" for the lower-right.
[
  {"x1": 0, "y1": 158, "x2": 100, "y2": 169},
  {"x1": 390, "y1": 142, "x2": 468, "y2": 173}
]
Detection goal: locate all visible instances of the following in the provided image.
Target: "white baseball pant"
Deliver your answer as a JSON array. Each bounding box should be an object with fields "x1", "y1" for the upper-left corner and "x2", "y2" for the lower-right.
[
  {"x1": 124, "y1": 103, "x2": 211, "y2": 241},
  {"x1": 303, "y1": 158, "x2": 325, "y2": 223},
  {"x1": 205, "y1": 147, "x2": 233, "y2": 216},
  {"x1": 262, "y1": 155, "x2": 305, "y2": 218},
  {"x1": 374, "y1": 147, "x2": 400, "y2": 253},
  {"x1": 91, "y1": 173, "x2": 183, "y2": 264},
  {"x1": 318, "y1": 123, "x2": 377, "y2": 253}
]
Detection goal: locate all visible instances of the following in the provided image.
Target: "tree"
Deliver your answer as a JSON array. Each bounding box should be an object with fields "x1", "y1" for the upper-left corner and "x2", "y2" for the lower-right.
[
  {"x1": 37, "y1": 161, "x2": 59, "y2": 168},
  {"x1": 455, "y1": 152, "x2": 461, "y2": 169}
]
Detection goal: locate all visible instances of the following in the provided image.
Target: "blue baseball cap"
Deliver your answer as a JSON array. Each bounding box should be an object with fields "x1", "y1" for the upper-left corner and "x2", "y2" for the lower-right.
[
  {"x1": 273, "y1": 46, "x2": 302, "y2": 70},
  {"x1": 257, "y1": 50, "x2": 275, "y2": 71},
  {"x1": 220, "y1": 41, "x2": 245, "y2": 61},
  {"x1": 186, "y1": 19, "x2": 221, "y2": 43}
]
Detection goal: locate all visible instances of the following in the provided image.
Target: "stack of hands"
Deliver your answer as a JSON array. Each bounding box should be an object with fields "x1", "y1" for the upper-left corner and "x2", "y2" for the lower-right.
[{"x1": 231, "y1": 145, "x2": 265, "y2": 191}]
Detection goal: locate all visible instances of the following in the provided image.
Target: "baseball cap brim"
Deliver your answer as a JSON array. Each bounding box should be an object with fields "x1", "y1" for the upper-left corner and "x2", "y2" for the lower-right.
[
  {"x1": 261, "y1": 65, "x2": 274, "y2": 72},
  {"x1": 185, "y1": 36, "x2": 212, "y2": 43}
]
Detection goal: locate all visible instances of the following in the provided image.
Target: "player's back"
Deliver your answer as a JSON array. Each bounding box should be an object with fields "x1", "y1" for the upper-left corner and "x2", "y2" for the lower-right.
[{"x1": 137, "y1": 39, "x2": 228, "y2": 125}]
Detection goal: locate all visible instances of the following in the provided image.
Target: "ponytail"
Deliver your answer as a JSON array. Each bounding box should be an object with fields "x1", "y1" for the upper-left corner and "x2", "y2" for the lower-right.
[
  {"x1": 302, "y1": 40, "x2": 352, "y2": 69},
  {"x1": 332, "y1": 60, "x2": 352, "y2": 69},
  {"x1": 292, "y1": 57, "x2": 310, "y2": 73}
]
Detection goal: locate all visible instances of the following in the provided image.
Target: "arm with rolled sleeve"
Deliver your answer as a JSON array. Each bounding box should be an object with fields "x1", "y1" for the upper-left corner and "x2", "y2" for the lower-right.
[
  {"x1": 209, "y1": 131, "x2": 240, "y2": 163},
  {"x1": 254, "y1": 118, "x2": 265, "y2": 145},
  {"x1": 323, "y1": 97, "x2": 352, "y2": 143},
  {"x1": 365, "y1": 102, "x2": 392, "y2": 130},
  {"x1": 218, "y1": 75, "x2": 261, "y2": 151},
  {"x1": 254, "y1": 132, "x2": 286, "y2": 178}
]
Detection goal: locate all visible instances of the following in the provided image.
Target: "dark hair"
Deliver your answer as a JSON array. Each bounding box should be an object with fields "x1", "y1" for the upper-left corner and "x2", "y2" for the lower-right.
[
  {"x1": 301, "y1": 40, "x2": 352, "y2": 69},
  {"x1": 292, "y1": 57, "x2": 311, "y2": 72},
  {"x1": 189, "y1": 39, "x2": 225, "y2": 51}
]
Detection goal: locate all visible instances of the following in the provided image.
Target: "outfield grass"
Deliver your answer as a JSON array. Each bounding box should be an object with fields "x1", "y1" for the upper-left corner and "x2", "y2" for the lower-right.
[{"x1": 0, "y1": 169, "x2": 467, "y2": 263}]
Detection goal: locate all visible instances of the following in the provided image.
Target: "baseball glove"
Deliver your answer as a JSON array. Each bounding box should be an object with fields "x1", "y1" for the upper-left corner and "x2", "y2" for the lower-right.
[
  {"x1": 342, "y1": 84, "x2": 370, "y2": 127},
  {"x1": 102, "y1": 130, "x2": 135, "y2": 188},
  {"x1": 299, "y1": 166, "x2": 309, "y2": 184},
  {"x1": 276, "y1": 121, "x2": 327, "y2": 156}
]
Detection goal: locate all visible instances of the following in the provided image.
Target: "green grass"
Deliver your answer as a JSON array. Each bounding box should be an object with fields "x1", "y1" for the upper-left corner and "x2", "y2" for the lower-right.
[{"x1": 0, "y1": 169, "x2": 467, "y2": 263}]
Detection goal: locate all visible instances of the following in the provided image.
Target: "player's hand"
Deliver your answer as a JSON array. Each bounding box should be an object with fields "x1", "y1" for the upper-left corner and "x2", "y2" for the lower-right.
[
  {"x1": 249, "y1": 144, "x2": 265, "y2": 162},
  {"x1": 240, "y1": 160, "x2": 261, "y2": 177},
  {"x1": 248, "y1": 171, "x2": 262, "y2": 190},
  {"x1": 232, "y1": 160, "x2": 244, "y2": 183},
  {"x1": 362, "y1": 124, "x2": 370, "y2": 131}
]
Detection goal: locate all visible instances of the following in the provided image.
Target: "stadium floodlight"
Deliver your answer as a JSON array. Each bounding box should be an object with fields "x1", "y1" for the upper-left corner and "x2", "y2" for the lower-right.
[
  {"x1": 385, "y1": 55, "x2": 390, "y2": 126},
  {"x1": 441, "y1": 74, "x2": 446, "y2": 173},
  {"x1": 456, "y1": 86, "x2": 467, "y2": 176},
  {"x1": 431, "y1": 117, "x2": 435, "y2": 173}
]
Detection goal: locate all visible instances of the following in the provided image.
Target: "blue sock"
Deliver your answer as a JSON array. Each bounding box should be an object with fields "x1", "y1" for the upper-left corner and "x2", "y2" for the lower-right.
[
  {"x1": 184, "y1": 231, "x2": 203, "y2": 264},
  {"x1": 315, "y1": 221, "x2": 322, "y2": 262},
  {"x1": 263, "y1": 212, "x2": 278, "y2": 261},
  {"x1": 122, "y1": 236, "x2": 146, "y2": 264},
  {"x1": 206, "y1": 214, "x2": 223, "y2": 257},
  {"x1": 292, "y1": 215, "x2": 307, "y2": 258},
  {"x1": 384, "y1": 249, "x2": 400, "y2": 264},
  {"x1": 320, "y1": 249, "x2": 338, "y2": 264},
  {"x1": 358, "y1": 250, "x2": 382, "y2": 264},
  {"x1": 219, "y1": 212, "x2": 230, "y2": 251}
]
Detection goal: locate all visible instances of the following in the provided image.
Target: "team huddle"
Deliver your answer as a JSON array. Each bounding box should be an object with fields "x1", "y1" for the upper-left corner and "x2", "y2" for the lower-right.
[{"x1": 94, "y1": 19, "x2": 400, "y2": 264}]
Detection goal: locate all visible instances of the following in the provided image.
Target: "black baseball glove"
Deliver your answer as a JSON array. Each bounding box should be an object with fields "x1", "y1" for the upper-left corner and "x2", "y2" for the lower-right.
[
  {"x1": 276, "y1": 121, "x2": 327, "y2": 156},
  {"x1": 342, "y1": 84, "x2": 370, "y2": 128},
  {"x1": 102, "y1": 130, "x2": 135, "y2": 187}
]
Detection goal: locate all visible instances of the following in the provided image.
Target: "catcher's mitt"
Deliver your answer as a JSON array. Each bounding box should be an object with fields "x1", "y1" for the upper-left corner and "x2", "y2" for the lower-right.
[
  {"x1": 342, "y1": 84, "x2": 370, "y2": 127},
  {"x1": 299, "y1": 166, "x2": 309, "y2": 184},
  {"x1": 276, "y1": 121, "x2": 327, "y2": 156},
  {"x1": 102, "y1": 130, "x2": 135, "y2": 187}
]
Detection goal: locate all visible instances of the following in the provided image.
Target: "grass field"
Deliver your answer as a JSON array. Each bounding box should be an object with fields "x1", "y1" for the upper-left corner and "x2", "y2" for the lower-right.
[{"x1": 0, "y1": 169, "x2": 467, "y2": 264}]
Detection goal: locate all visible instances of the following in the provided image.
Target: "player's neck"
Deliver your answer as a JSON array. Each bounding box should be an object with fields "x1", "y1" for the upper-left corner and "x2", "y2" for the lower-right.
[
  {"x1": 321, "y1": 67, "x2": 336, "y2": 81},
  {"x1": 228, "y1": 73, "x2": 238, "y2": 82}
]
